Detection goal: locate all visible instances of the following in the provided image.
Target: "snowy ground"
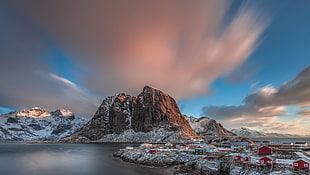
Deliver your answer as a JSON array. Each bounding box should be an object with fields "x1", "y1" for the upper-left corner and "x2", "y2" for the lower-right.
[{"x1": 230, "y1": 166, "x2": 296, "y2": 175}]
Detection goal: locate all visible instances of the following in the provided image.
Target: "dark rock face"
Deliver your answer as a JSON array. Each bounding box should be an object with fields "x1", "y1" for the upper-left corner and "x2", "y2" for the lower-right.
[
  {"x1": 28, "y1": 124, "x2": 44, "y2": 130},
  {"x1": 109, "y1": 94, "x2": 134, "y2": 134},
  {"x1": 7, "y1": 117, "x2": 19, "y2": 124},
  {"x1": 132, "y1": 87, "x2": 194, "y2": 136},
  {"x1": 51, "y1": 125, "x2": 72, "y2": 135},
  {"x1": 68, "y1": 86, "x2": 198, "y2": 142}
]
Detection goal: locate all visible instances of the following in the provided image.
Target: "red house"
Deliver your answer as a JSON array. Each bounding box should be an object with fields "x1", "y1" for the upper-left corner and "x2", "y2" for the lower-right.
[
  {"x1": 149, "y1": 150, "x2": 158, "y2": 153},
  {"x1": 259, "y1": 157, "x2": 275, "y2": 165},
  {"x1": 234, "y1": 155, "x2": 242, "y2": 161},
  {"x1": 258, "y1": 146, "x2": 272, "y2": 155},
  {"x1": 240, "y1": 155, "x2": 250, "y2": 162},
  {"x1": 293, "y1": 160, "x2": 309, "y2": 169}
]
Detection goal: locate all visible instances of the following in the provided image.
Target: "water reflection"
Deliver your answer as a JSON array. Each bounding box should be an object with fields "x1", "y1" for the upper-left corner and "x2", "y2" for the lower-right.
[{"x1": 0, "y1": 143, "x2": 169, "y2": 175}]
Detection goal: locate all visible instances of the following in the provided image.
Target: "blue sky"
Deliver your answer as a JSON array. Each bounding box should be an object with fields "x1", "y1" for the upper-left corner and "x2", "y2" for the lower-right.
[
  {"x1": 1, "y1": 0, "x2": 310, "y2": 134},
  {"x1": 180, "y1": 0, "x2": 310, "y2": 117},
  {"x1": 180, "y1": 0, "x2": 310, "y2": 134}
]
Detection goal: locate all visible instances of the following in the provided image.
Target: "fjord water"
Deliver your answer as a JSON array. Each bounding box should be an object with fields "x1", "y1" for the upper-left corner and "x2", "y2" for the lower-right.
[{"x1": 0, "y1": 142, "x2": 169, "y2": 175}]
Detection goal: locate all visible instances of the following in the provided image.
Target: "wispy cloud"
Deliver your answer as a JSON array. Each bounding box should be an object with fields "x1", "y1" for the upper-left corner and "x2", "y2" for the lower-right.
[
  {"x1": 298, "y1": 109, "x2": 310, "y2": 119},
  {"x1": 203, "y1": 65, "x2": 310, "y2": 134},
  {"x1": 49, "y1": 73, "x2": 76, "y2": 87},
  {"x1": 49, "y1": 73, "x2": 100, "y2": 107},
  {"x1": 1, "y1": 0, "x2": 268, "y2": 116},
  {"x1": 18, "y1": 0, "x2": 268, "y2": 100}
]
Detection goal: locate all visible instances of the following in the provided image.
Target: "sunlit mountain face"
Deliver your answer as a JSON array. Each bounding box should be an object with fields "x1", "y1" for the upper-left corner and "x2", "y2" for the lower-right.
[{"x1": 1, "y1": 0, "x2": 310, "y2": 135}]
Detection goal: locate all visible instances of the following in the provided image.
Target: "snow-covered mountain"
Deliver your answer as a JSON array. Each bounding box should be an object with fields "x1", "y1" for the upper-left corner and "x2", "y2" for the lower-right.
[
  {"x1": 231, "y1": 127, "x2": 304, "y2": 138},
  {"x1": 185, "y1": 116, "x2": 236, "y2": 137},
  {"x1": 231, "y1": 128, "x2": 265, "y2": 138},
  {"x1": 0, "y1": 107, "x2": 87, "y2": 141},
  {"x1": 63, "y1": 86, "x2": 199, "y2": 143}
]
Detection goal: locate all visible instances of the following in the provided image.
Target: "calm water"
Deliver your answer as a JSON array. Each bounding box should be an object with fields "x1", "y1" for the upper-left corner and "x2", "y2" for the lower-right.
[{"x1": 0, "y1": 142, "x2": 170, "y2": 175}]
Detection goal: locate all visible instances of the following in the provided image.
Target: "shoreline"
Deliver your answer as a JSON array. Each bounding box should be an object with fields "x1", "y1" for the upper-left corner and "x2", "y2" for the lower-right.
[
  {"x1": 112, "y1": 149, "x2": 231, "y2": 175},
  {"x1": 113, "y1": 147, "x2": 310, "y2": 175},
  {"x1": 112, "y1": 154, "x2": 174, "y2": 175}
]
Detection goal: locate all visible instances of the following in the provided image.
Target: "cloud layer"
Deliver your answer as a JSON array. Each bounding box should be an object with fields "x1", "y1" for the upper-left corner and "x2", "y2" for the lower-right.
[
  {"x1": 298, "y1": 109, "x2": 310, "y2": 119},
  {"x1": 18, "y1": 0, "x2": 267, "y2": 99},
  {"x1": 1, "y1": 0, "x2": 267, "y2": 115},
  {"x1": 203, "y1": 65, "x2": 310, "y2": 134}
]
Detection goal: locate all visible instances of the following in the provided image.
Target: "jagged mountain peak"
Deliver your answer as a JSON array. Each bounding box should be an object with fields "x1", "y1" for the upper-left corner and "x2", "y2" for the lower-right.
[
  {"x1": 6, "y1": 107, "x2": 75, "y2": 118},
  {"x1": 231, "y1": 127, "x2": 266, "y2": 138},
  {"x1": 231, "y1": 128, "x2": 306, "y2": 138},
  {"x1": 65, "y1": 86, "x2": 198, "y2": 142},
  {"x1": 16, "y1": 107, "x2": 50, "y2": 118},
  {"x1": 142, "y1": 85, "x2": 157, "y2": 92},
  {"x1": 185, "y1": 115, "x2": 235, "y2": 137},
  {"x1": 50, "y1": 109, "x2": 75, "y2": 119}
]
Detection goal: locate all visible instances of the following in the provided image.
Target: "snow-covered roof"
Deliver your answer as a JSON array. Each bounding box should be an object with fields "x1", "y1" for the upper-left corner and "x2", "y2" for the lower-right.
[{"x1": 231, "y1": 142, "x2": 250, "y2": 146}]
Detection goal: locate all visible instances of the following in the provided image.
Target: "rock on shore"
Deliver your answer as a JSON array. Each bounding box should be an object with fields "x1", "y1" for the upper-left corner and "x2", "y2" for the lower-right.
[{"x1": 113, "y1": 149, "x2": 230, "y2": 175}]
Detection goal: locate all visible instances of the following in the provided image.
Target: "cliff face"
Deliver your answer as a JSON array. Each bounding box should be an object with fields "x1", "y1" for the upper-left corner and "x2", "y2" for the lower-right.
[{"x1": 67, "y1": 86, "x2": 198, "y2": 142}]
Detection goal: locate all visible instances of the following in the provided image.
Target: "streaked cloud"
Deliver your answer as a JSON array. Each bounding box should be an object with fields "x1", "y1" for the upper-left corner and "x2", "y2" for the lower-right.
[
  {"x1": 225, "y1": 62, "x2": 261, "y2": 83},
  {"x1": 1, "y1": 0, "x2": 267, "y2": 116},
  {"x1": 203, "y1": 65, "x2": 310, "y2": 134},
  {"x1": 298, "y1": 109, "x2": 310, "y2": 119},
  {"x1": 49, "y1": 73, "x2": 76, "y2": 87},
  {"x1": 245, "y1": 66, "x2": 310, "y2": 107},
  {"x1": 49, "y1": 73, "x2": 100, "y2": 107},
  {"x1": 17, "y1": 0, "x2": 268, "y2": 100}
]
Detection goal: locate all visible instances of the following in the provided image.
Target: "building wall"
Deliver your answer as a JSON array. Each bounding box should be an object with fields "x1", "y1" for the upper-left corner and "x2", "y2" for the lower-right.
[{"x1": 258, "y1": 146, "x2": 272, "y2": 155}]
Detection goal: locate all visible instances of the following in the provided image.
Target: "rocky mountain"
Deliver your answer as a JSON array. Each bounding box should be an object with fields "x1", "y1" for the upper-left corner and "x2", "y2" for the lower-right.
[
  {"x1": 0, "y1": 107, "x2": 87, "y2": 141},
  {"x1": 185, "y1": 116, "x2": 235, "y2": 138},
  {"x1": 231, "y1": 127, "x2": 305, "y2": 138},
  {"x1": 64, "y1": 86, "x2": 199, "y2": 142},
  {"x1": 231, "y1": 128, "x2": 265, "y2": 138}
]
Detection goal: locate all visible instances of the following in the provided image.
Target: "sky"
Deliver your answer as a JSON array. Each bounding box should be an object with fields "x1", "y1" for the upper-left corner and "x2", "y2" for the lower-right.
[{"x1": 0, "y1": 0, "x2": 310, "y2": 135}]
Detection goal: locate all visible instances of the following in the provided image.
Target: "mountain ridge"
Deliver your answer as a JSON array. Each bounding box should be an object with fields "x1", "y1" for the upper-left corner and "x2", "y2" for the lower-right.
[
  {"x1": 185, "y1": 115, "x2": 236, "y2": 137},
  {"x1": 231, "y1": 127, "x2": 308, "y2": 138},
  {"x1": 0, "y1": 107, "x2": 86, "y2": 141}
]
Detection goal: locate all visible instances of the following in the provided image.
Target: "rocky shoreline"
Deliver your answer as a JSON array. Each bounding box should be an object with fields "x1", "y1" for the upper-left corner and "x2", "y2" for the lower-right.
[
  {"x1": 113, "y1": 148, "x2": 308, "y2": 175},
  {"x1": 113, "y1": 149, "x2": 230, "y2": 175}
]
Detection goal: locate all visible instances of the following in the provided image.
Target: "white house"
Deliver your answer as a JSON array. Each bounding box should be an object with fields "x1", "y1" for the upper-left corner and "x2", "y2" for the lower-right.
[
  {"x1": 294, "y1": 142, "x2": 308, "y2": 147},
  {"x1": 230, "y1": 142, "x2": 250, "y2": 151}
]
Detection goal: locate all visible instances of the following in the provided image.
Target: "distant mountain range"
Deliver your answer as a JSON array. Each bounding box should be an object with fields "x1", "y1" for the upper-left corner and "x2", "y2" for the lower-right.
[
  {"x1": 0, "y1": 107, "x2": 86, "y2": 141},
  {"x1": 185, "y1": 116, "x2": 235, "y2": 137},
  {"x1": 2, "y1": 86, "x2": 287, "y2": 142},
  {"x1": 231, "y1": 127, "x2": 308, "y2": 138}
]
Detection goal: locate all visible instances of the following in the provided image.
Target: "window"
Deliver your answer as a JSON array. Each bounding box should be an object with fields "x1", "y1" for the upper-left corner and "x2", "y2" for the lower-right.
[
  {"x1": 305, "y1": 164, "x2": 308, "y2": 167},
  {"x1": 294, "y1": 163, "x2": 298, "y2": 166}
]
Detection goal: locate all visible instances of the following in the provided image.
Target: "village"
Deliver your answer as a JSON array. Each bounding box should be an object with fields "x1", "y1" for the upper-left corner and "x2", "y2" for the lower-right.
[{"x1": 119, "y1": 140, "x2": 310, "y2": 174}]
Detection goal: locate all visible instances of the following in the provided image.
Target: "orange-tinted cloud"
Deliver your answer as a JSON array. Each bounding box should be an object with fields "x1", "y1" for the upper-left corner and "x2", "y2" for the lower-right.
[
  {"x1": 19, "y1": 0, "x2": 268, "y2": 99},
  {"x1": 203, "y1": 65, "x2": 310, "y2": 135}
]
